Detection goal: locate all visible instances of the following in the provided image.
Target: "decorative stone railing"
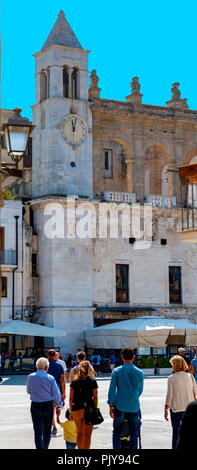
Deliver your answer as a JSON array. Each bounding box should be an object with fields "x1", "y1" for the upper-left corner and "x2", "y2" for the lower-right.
[
  {"x1": 146, "y1": 195, "x2": 176, "y2": 208},
  {"x1": 104, "y1": 191, "x2": 136, "y2": 203}
]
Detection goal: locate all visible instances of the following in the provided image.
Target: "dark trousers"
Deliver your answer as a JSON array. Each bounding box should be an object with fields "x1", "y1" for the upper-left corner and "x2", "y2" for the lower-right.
[
  {"x1": 113, "y1": 407, "x2": 139, "y2": 449},
  {"x1": 170, "y1": 410, "x2": 184, "y2": 450},
  {"x1": 31, "y1": 401, "x2": 54, "y2": 449}
]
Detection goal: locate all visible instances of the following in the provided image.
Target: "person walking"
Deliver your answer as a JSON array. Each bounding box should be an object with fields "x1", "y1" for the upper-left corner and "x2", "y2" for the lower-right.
[
  {"x1": 69, "y1": 351, "x2": 95, "y2": 382},
  {"x1": 178, "y1": 347, "x2": 190, "y2": 371},
  {"x1": 69, "y1": 351, "x2": 86, "y2": 382},
  {"x1": 90, "y1": 352, "x2": 101, "y2": 375},
  {"x1": 26, "y1": 357, "x2": 62, "y2": 449},
  {"x1": 108, "y1": 347, "x2": 144, "y2": 450},
  {"x1": 164, "y1": 355, "x2": 197, "y2": 449},
  {"x1": 55, "y1": 351, "x2": 67, "y2": 379},
  {"x1": 190, "y1": 352, "x2": 197, "y2": 383},
  {"x1": 69, "y1": 360, "x2": 98, "y2": 449},
  {"x1": 48, "y1": 349, "x2": 66, "y2": 434},
  {"x1": 57, "y1": 408, "x2": 77, "y2": 449},
  {"x1": 108, "y1": 353, "x2": 116, "y2": 373},
  {"x1": 65, "y1": 352, "x2": 74, "y2": 382}
]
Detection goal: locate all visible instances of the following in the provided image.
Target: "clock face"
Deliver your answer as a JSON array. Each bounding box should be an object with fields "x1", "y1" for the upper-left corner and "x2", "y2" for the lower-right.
[{"x1": 61, "y1": 114, "x2": 88, "y2": 147}]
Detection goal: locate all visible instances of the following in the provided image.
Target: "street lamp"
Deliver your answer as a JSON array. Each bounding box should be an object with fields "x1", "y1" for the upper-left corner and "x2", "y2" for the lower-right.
[{"x1": 1, "y1": 108, "x2": 34, "y2": 168}]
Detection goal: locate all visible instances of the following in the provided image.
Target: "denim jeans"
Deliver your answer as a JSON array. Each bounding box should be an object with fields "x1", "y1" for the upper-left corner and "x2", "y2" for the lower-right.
[
  {"x1": 31, "y1": 400, "x2": 54, "y2": 449},
  {"x1": 170, "y1": 410, "x2": 184, "y2": 450},
  {"x1": 66, "y1": 441, "x2": 77, "y2": 449},
  {"x1": 113, "y1": 407, "x2": 139, "y2": 449}
]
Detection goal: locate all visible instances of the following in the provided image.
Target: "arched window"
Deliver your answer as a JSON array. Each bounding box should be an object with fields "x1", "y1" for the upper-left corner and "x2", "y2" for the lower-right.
[
  {"x1": 72, "y1": 68, "x2": 78, "y2": 99},
  {"x1": 40, "y1": 68, "x2": 50, "y2": 101},
  {"x1": 63, "y1": 67, "x2": 69, "y2": 98},
  {"x1": 188, "y1": 156, "x2": 197, "y2": 208}
]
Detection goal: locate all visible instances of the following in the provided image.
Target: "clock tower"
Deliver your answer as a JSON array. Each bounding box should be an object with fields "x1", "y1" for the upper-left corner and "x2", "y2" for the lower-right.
[
  {"x1": 31, "y1": 11, "x2": 94, "y2": 354},
  {"x1": 32, "y1": 10, "x2": 93, "y2": 199}
]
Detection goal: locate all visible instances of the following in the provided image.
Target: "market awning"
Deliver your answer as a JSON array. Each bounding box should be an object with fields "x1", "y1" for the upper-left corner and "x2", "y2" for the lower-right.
[
  {"x1": 0, "y1": 320, "x2": 68, "y2": 338},
  {"x1": 84, "y1": 315, "x2": 197, "y2": 349}
]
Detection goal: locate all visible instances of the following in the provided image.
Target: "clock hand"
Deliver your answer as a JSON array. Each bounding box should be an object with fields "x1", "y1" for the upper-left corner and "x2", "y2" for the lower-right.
[{"x1": 71, "y1": 117, "x2": 77, "y2": 132}]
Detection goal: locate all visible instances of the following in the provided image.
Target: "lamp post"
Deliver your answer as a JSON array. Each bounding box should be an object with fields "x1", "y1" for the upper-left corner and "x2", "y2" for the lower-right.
[{"x1": 1, "y1": 108, "x2": 34, "y2": 169}]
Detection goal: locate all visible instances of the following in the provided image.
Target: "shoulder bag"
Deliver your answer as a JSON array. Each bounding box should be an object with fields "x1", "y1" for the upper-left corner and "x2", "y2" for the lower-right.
[{"x1": 84, "y1": 405, "x2": 104, "y2": 425}]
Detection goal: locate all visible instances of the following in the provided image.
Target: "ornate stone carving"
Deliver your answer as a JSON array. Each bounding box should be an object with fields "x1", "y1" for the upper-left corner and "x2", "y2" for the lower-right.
[
  {"x1": 89, "y1": 70, "x2": 101, "y2": 99},
  {"x1": 171, "y1": 82, "x2": 181, "y2": 100},
  {"x1": 126, "y1": 76, "x2": 143, "y2": 104},
  {"x1": 166, "y1": 82, "x2": 188, "y2": 109},
  {"x1": 90, "y1": 70, "x2": 99, "y2": 88},
  {"x1": 131, "y1": 77, "x2": 141, "y2": 94}
]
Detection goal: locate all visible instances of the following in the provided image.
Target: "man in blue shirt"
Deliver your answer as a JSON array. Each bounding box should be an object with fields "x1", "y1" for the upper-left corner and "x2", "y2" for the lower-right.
[
  {"x1": 26, "y1": 357, "x2": 62, "y2": 449},
  {"x1": 108, "y1": 347, "x2": 144, "y2": 449},
  {"x1": 47, "y1": 349, "x2": 66, "y2": 434},
  {"x1": 191, "y1": 355, "x2": 197, "y2": 382}
]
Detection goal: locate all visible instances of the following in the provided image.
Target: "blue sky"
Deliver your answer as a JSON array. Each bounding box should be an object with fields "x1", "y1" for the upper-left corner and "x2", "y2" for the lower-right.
[{"x1": 1, "y1": 0, "x2": 197, "y2": 120}]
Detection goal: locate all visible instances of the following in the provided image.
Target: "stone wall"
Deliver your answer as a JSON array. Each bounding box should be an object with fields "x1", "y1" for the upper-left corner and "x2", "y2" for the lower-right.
[{"x1": 90, "y1": 98, "x2": 197, "y2": 204}]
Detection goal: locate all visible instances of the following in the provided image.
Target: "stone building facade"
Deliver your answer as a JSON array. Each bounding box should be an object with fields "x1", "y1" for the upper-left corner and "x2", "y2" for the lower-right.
[{"x1": 2, "y1": 11, "x2": 197, "y2": 355}]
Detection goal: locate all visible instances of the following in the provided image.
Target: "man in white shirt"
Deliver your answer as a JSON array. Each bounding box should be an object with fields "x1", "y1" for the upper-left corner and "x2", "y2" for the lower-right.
[{"x1": 55, "y1": 352, "x2": 67, "y2": 378}]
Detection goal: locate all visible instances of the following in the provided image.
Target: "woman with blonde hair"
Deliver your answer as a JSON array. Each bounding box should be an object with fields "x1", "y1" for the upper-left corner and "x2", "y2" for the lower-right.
[
  {"x1": 69, "y1": 360, "x2": 98, "y2": 449},
  {"x1": 164, "y1": 355, "x2": 197, "y2": 449}
]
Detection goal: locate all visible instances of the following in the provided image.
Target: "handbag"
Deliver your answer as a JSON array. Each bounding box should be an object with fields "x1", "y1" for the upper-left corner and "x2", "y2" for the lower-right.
[{"x1": 84, "y1": 405, "x2": 104, "y2": 425}]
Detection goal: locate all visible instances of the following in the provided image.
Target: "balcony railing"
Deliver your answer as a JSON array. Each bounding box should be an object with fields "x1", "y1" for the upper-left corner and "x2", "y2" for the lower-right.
[
  {"x1": 104, "y1": 191, "x2": 136, "y2": 203},
  {"x1": 146, "y1": 195, "x2": 176, "y2": 209},
  {"x1": 0, "y1": 250, "x2": 16, "y2": 265}
]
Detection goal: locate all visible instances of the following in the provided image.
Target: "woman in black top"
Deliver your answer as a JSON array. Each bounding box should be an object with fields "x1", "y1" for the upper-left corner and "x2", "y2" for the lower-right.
[{"x1": 69, "y1": 360, "x2": 98, "y2": 449}]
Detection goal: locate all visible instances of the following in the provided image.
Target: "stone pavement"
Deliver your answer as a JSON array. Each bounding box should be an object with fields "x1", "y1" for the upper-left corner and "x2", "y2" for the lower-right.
[{"x1": 0, "y1": 375, "x2": 171, "y2": 449}]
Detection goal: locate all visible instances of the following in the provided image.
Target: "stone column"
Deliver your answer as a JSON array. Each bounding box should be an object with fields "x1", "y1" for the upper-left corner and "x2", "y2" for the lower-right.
[
  {"x1": 68, "y1": 68, "x2": 73, "y2": 99},
  {"x1": 46, "y1": 68, "x2": 50, "y2": 98},
  {"x1": 35, "y1": 73, "x2": 41, "y2": 104},
  {"x1": 167, "y1": 161, "x2": 176, "y2": 197},
  {"x1": 132, "y1": 135, "x2": 145, "y2": 202}
]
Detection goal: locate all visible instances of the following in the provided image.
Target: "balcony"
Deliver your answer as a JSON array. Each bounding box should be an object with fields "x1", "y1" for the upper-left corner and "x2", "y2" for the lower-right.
[
  {"x1": 146, "y1": 195, "x2": 176, "y2": 208},
  {"x1": 104, "y1": 191, "x2": 136, "y2": 203},
  {"x1": 0, "y1": 250, "x2": 16, "y2": 266}
]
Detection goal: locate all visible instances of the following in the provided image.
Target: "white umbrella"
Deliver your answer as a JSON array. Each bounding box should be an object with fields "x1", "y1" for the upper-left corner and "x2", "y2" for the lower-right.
[
  {"x1": 0, "y1": 320, "x2": 68, "y2": 338},
  {"x1": 84, "y1": 316, "x2": 197, "y2": 349}
]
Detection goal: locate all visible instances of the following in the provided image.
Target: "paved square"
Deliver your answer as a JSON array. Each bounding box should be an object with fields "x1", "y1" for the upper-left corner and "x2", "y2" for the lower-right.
[{"x1": 0, "y1": 375, "x2": 171, "y2": 449}]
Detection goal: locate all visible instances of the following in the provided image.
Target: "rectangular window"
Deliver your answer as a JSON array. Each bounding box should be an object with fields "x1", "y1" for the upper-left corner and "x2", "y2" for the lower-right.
[
  {"x1": 104, "y1": 149, "x2": 113, "y2": 178},
  {"x1": 1, "y1": 277, "x2": 7, "y2": 297},
  {"x1": 32, "y1": 253, "x2": 37, "y2": 277},
  {"x1": 169, "y1": 266, "x2": 182, "y2": 304},
  {"x1": 116, "y1": 264, "x2": 129, "y2": 303}
]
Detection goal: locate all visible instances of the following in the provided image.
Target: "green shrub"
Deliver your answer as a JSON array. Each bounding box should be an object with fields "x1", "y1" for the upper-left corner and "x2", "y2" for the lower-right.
[
  {"x1": 137, "y1": 356, "x2": 171, "y2": 369},
  {"x1": 137, "y1": 356, "x2": 155, "y2": 369},
  {"x1": 157, "y1": 357, "x2": 171, "y2": 368}
]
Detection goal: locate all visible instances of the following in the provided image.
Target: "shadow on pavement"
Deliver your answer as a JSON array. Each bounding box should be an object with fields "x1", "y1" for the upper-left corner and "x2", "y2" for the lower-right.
[{"x1": 0, "y1": 375, "x2": 28, "y2": 386}]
